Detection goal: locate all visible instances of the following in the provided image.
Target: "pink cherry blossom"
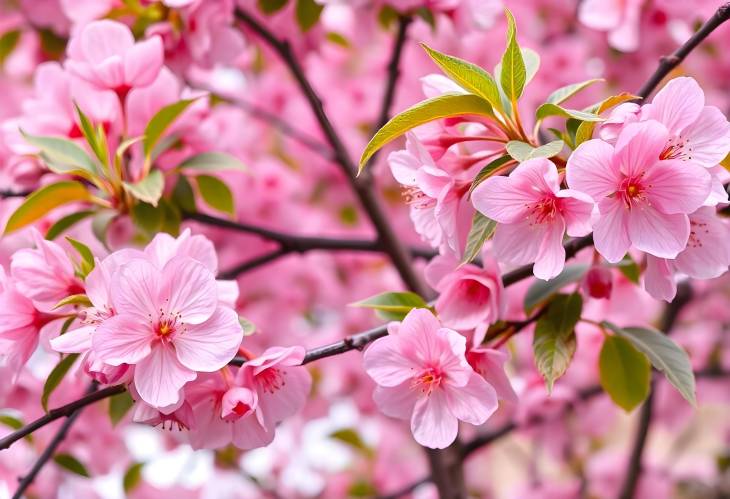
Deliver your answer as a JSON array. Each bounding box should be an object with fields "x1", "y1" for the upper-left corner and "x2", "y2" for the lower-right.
[
  {"x1": 644, "y1": 207, "x2": 730, "y2": 301},
  {"x1": 424, "y1": 253, "x2": 504, "y2": 330},
  {"x1": 92, "y1": 255, "x2": 242, "y2": 407},
  {"x1": 567, "y1": 120, "x2": 712, "y2": 262},
  {"x1": 472, "y1": 158, "x2": 593, "y2": 280},
  {"x1": 363, "y1": 308, "x2": 498, "y2": 449},
  {"x1": 578, "y1": 0, "x2": 643, "y2": 52},
  {"x1": 65, "y1": 20, "x2": 164, "y2": 95}
]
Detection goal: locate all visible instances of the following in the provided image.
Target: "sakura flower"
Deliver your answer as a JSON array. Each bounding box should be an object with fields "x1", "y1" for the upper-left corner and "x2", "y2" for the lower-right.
[
  {"x1": 641, "y1": 77, "x2": 730, "y2": 169},
  {"x1": 567, "y1": 120, "x2": 712, "y2": 262},
  {"x1": 472, "y1": 158, "x2": 593, "y2": 280},
  {"x1": 644, "y1": 207, "x2": 730, "y2": 301},
  {"x1": 578, "y1": 0, "x2": 643, "y2": 52},
  {"x1": 65, "y1": 20, "x2": 164, "y2": 96},
  {"x1": 92, "y1": 256, "x2": 243, "y2": 407},
  {"x1": 10, "y1": 229, "x2": 84, "y2": 310},
  {"x1": 424, "y1": 253, "x2": 504, "y2": 330},
  {"x1": 363, "y1": 309, "x2": 498, "y2": 449}
]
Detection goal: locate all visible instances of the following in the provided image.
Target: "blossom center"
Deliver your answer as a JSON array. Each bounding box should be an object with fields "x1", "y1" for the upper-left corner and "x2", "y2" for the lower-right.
[
  {"x1": 660, "y1": 135, "x2": 691, "y2": 161},
  {"x1": 412, "y1": 367, "x2": 443, "y2": 396},
  {"x1": 154, "y1": 311, "x2": 182, "y2": 339},
  {"x1": 527, "y1": 196, "x2": 558, "y2": 225},
  {"x1": 617, "y1": 176, "x2": 647, "y2": 208},
  {"x1": 259, "y1": 368, "x2": 285, "y2": 394},
  {"x1": 402, "y1": 187, "x2": 436, "y2": 210}
]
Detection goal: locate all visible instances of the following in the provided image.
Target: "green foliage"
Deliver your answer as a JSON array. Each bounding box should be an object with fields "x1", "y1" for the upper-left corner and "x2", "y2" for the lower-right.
[
  {"x1": 359, "y1": 94, "x2": 494, "y2": 169},
  {"x1": 143, "y1": 98, "x2": 196, "y2": 159},
  {"x1": 470, "y1": 155, "x2": 511, "y2": 192},
  {"x1": 21, "y1": 131, "x2": 99, "y2": 180},
  {"x1": 124, "y1": 169, "x2": 165, "y2": 206},
  {"x1": 499, "y1": 9, "x2": 526, "y2": 102},
  {"x1": 5, "y1": 181, "x2": 92, "y2": 234},
  {"x1": 295, "y1": 0, "x2": 324, "y2": 31},
  {"x1": 54, "y1": 453, "x2": 90, "y2": 477},
  {"x1": 524, "y1": 264, "x2": 589, "y2": 313},
  {"x1": 599, "y1": 335, "x2": 651, "y2": 411},
  {"x1": 66, "y1": 237, "x2": 95, "y2": 277},
  {"x1": 535, "y1": 103, "x2": 603, "y2": 122},
  {"x1": 124, "y1": 462, "x2": 144, "y2": 492},
  {"x1": 533, "y1": 293, "x2": 582, "y2": 391},
  {"x1": 41, "y1": 354, "x2": 79, "y2": 412},
  {"x1": 46, "y1": 210, "x2": 96, "y2": 240},
  {"x1": 506, "y1": 140, "x2": 564, "y2": 162},
  {"x1": 178, "y1": 152, "x2": 247, "y2": 173},
  {"x1": 109, "y1": 391, "x2": 135, "y2": 426},
  {"x1": 351, "y1": 291, "x2": 430, "y2": 321},
  {"x1": 258, "y1": 0, "x2": 288, "y2": 14},
  {"x1": 195, "y1": 175, "x2": 235, "y2": 216},
  {"x1": 461, "y1": 212, "x2": 497, "y2": 265},
  {"x1": 546, "y1": 79, "x2": 603, "y2": 105}
]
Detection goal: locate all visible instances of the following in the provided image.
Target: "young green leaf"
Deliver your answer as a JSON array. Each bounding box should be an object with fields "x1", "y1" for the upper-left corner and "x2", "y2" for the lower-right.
[
  {"x1": 599, "y1": 335, "x2": 651, "y2": 411},
  {"x1": 45, "y1": 210, "x2": 95, "y2": 240},
  {"x1": 535, "y1": 103, "x2": 603, "y2": 122},
  {"x1": 124, "y1": 169, "x2": 165, "y2": 206},
  {"x1": 421, "y1": 44, "x2": 501, "y2": 109},
  {"x1": 604, "y1": 323, "x2": 696, "y2": 406},
  {"x1": 359, "y1": 94, "x2": 494, "y2": 170},
  {"x1": 239, "y1": 317, "x2": 257, "y2": 336},
  {"x1": 499, "y1": 9, "x2": 526, "y2": 102},
  {"x1": 53, "y1": 453, "x2": 90, "y2": 477},
  {"x1": 5, "y1": 181, "x2": 92, "y2": 234},
  {"x1": 461, "y1": 212, "x2": 497, "y2": 264},
  {"x1": 330, "y1": 428, "x2": 374, "y2": 456},
  {"x1": 195, "y1": 175, "x2": 235, "y2": 216},
  {"x1": 295, "y1": 0, "x2": 324, "y2": 31},
  {"x1": 351, "y1": 291, "x2": 429, "y2": 321},
  {"x1": 73, "y1": 103, "x2": 108, "y2": 166},
  {"x1": 109, "y1": 391, "x2": 135, "y2": 426},
  {"x1": 0, "y1": 30, "x2": 21, "y2": 66},
  {"x1": 470, "y1": 155, "x2": 511, "y2": 193},
  {"x1": 53, "y1": 294, "x2": 92, "y2": 310},
  {"x1": 66, "y1": 237, "x2": 95, "y2": 277},
  {"x1": 521, "y1": 47, "x2": 540, "y2": 86},
  {"x1": 178, "y1": 152, "x2": 247, "y2": 173},
  {"x1": 546, "y1": 79, "x2": 603, "y2": 105},
  {"x1": 41, "y1": 354, "x2": 79, "y2": 412},
  {"x1": 506, "y1": 140, "x2": 564, "y2": 162},
  {"x1": 21, "y1": 131, "x2": 99, "y2": 178},
  {"x1": 131, "y1": 201, "x2": 164, "y2": 234},
  {"x1": 172, "y1": 175, "x2": 197, "y2": 214},
  {"x1": 123, "y1": 462, "x2": 144, "y2": 493},
  {"x1": 524, "y1": 264, "x2": 589, "y2": 313},
  {"x1": 143, "y1": 98, "x2": 196, "y2": 158},
  {"x1": 533, "y1": 293, "x2": 583, "y2": 391},
  {"x1": 258, "y1": 0, "x2": 288, "y2": 14}
]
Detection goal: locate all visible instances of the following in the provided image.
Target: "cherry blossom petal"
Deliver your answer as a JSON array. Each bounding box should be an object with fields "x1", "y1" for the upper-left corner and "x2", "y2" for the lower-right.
[
  {"x1": 444, "y1": 374, "x2": 498, "y2": 425},
  {"x1": 174, "y1": 306, "x2": 242, "y2": 372},
  {"x1": 123, "y1": 35, "x2": 163, "y2": 87},
  {"x1": 566, "y1": 139, "x2": 618, "y2": 199},
  {"x1": 614, "y1": 120, "x2": 668, "y2": 178},
  {"x1": 411, "y1": 391, "x2": 458, "y2": 449},
  {"x1": 372, "y1": 383, "x2": 419, "y2": 420},
  {"x1": 472, "y1": 175, "x2": 535, "y2": 224},
  {"x1": 675, "y1": 208, "x2": 730, "y2": 279},
  {"x1": 363, "y1": 335, "x2": 419, "y2": 387},
  {"x1": 134, "y1": 344, "x2": 196, "y2": 407},
  {"x1": 492, "y1": 219, "x2": 544, "y2": 265},
  {"x1": 627, "y1": 205, "x2": 689, "y2": 259},
  {"x1": 643, "y1": 159, "x2": 711, "y2": 214},
  {"x1": 258, "y1": 366, "x2": 312, "y2": 425},
  {"x1": 92, "y1": 315, "x2": 151, "y2": 366},
  {"x1": 533, "y1": 218, "x2": 567, "y2": 280},
  {"x1": 557, "y1": 189, "x2": 594, "y2": 237},
  {"x1": 680, "y1": 105, "x2": 730, "y2": 168},
  {"x1": 649, "y1": 77, "x2": 704, "y2": 135},
  {"x1": 50, "y1": 325, "x2": 93, "y2": 353},
  {"x1": 643, "y1": 256, "x2": 677, "y2": 302},
  {"x1": 113, "y1": 258, "x2": 162, "y2": 322},
  {"x1": 593, "y1": 197, "x2": 631, "y2": 263},
  {"x1": 160, "y1": 256, "x2": 218, "y2": 324}
]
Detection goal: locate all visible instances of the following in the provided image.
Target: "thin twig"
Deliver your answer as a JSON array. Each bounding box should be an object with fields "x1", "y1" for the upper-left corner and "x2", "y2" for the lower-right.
[
  {"x1": 0, "y1": 384, "x2": 125, "y2": 451},
  {"x1": 635, "y1": 2, "x2": 730, "y2": 99},
  {"x1": 234, "y1": 8, "x2": 427, "y2": 296}
]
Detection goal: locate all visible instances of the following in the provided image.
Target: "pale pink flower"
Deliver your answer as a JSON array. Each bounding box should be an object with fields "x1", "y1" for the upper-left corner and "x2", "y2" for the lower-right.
[
  {"x1": 642, "y1": 77, "x2": 730, "y2": 169},
  {"x1": 567, "y1": 120, "x2": 712, "y2": 262},
  {"x1": 92, "y1": 256, "x2": 242, "y2": 407},
  {"x1": 578, "y1": 0, "x2": 643, "y2": 52},
  {"x1": 424, "y1": 253, "x2": 504, "y2": 330},
  {"x1": 10, "y1": 229, "x2": 84, "y2": 310},
  {"x1": 644, "y1": 207, "x2": 730, "y2": 301},
  {"x1": 66, "y1": 20, "x2": 163, "y2": 95},
  {"x1": 363, "y1": 309, "x2": 498, "y2": 449},
  {"x1": 472, "y1": 158, "x2": 593, "y2": 280}
]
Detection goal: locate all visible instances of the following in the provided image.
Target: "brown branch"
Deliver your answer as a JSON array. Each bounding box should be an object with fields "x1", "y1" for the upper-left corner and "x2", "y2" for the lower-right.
[
  {"x1": 234, "y1": 8, "x2": 427, "y2": 297},
  {"x1": 0, "y1": 384, "x2": 125, "y2": 451},
  {"x1": 636, "y1": 2, "x2": 730, "y2": 99}
]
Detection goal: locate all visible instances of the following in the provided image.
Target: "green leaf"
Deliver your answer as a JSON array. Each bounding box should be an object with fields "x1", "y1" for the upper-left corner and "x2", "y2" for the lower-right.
[
  {"x1": 470, "y1": 156, "x2": 511, "y2": 193},
  {"x1": 66, "y1": 237, "x2": 95, "y2": 277},
  {"x1": 533, "y1": 293, "x2": 582, "y2": 391},
  {"x1": 131, "y1": 201, "x2": 164, "y2": 234},
  {"x1": 295, "y1": 0, "x2": 323, "y2": 31},
  {"x1": 359, "y1": 94, "x2": 494, "y2": 169},
  {"x1": 91, "y1": 211, "x2": 116, "y2": 248},
  {"x1": 0, "y1": 413, "x2": 24, "y2": 431},
  {"x1": 195, "y1": 175, "x2": 235, "y2": 216},
  {"x1": 21, "y1": 131, "x2": 99, "y2": 178},
  {"x1": 461, "y1": 212, "x2": 497, "y2": 264},
  {"x1": 499, "y1": 9, "x2": 526, "y2": 102},
  {"x1": 330, "y1": 428, "x2": 373, "y2": 455},
  {"x1": 109, "y1": 391, "x2": 134, "y2": 426},
  {"x1": 521, "y1": 47, "x2": 540, "y2": 86},
  {"x1": 547, "y1": 79, "x2": 603, "y2": 105},
  {"x1": 239, "y1": 317, "x2": 257, "y2": 336},
  {"x1": 421, "y1": 44, "x2": 501, "y2": 109},
  {"x1": 41, "y1": 354, "x2": 79, "y2": 412},
  {"x1": 124, "y1": 169, "x2": 164, "y2": 206},
  {"x1": 0, "y1": 30, "x2": 21, "y2": 66},
  {"x1": 73, "y1": 103, "x2": 108, "y2": 166},
  {"x1": 46, "y1": 210, "x2": 95, "y2": 240},
  {"x1": 5, "y1": 181, "x2": 92, "y2": 234},
  {"x1": 524, "y1": 264, "x2": 589, "y2": 313},
  {"x1": 605, "y1": 323, "x2": 696, "y2": 406},
  {"x1": 178, "y1": 152, "x2": 247, "y2": 173},
  {"x1": 415, "y1": 7, "x2": 436, "y2": 30},
  {"x1": 258, "y1": 0, "x2": 288, "y2": 14},
  {"x1": 53, "y1": 294, "x2": 92, "y2": 310},
  {"x1": 599, "y1": 335, "x2": 651, "y2": 411},
  {"x1": 159, "y1": 198, "x2": 181, "y2": 236},
  {"x1": 617, "y1": 256, "x2": 641, "y2": 284},
  {"x1": 54, "y1": 453, "x2": 90, "y2": 477},
  {"x1": 123, "y1": 462, "x2": 144, "y2": 493},
  {"x1": 143, "y1": 98, "x2": 196, "y2": 158},
  {"x1": 535, "y1": 103, "x2": 603, "y2": 122},
  {"x1": 377, "y1": 5, "x2": 399, "y2": 29},
  {"x1": 506, "y1": 140, "x2": 564, "y2": 162},
  {"x1": 172, "y1": 175, "x2": 196, "y2": 213},
  {"x1": 59, "y1": 316, "x2": 76, "y2": 336},
  {"x1": 351, "y1": 291, "x2": 429, "y2": 321}
]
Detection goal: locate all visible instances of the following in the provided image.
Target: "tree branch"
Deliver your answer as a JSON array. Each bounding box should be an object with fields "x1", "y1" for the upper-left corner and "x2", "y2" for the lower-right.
[
  {"x1": 0, "y1": 384, "x2": 125, "y2": 451},
  {"x1": 635, "y1": 2, "x2": 730, "y2": 99},
  {"x1": 234, "y1": 8, "x2": 427, "y2": 297}
]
